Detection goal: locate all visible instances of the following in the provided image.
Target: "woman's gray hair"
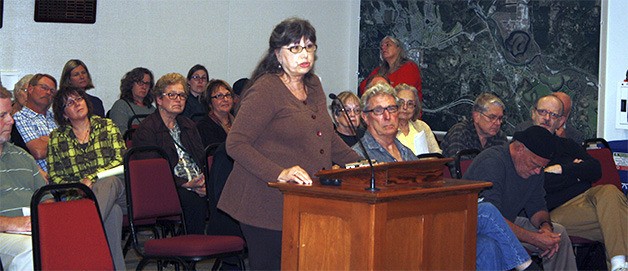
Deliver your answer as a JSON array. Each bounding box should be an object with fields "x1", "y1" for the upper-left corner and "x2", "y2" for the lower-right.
[
  {"x1": 360, "y1": 82, "x2": 398, "y2": 111},
  {"x1": 394, "y1": 83, "x2": 421, "y2": 120},
  {"x1": 472, "y1": 92, "x2": 505, "y2": 113},
  {"x1": 14, "y1": 74, "x2": 34, "y2": 92}
]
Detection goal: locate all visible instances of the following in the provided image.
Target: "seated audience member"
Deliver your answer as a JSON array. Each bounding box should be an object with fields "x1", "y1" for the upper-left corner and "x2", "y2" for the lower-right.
[
  {"x1": 441, "y1": 92, "x2": 508, "y2": 158},
  {"x1": 358, "y1": 36, "x2": 422, "y2": 101},
  {"x1": 109, "y1": 67, "x2": 156, "y2": 135},
  {"x1": 182, "y1": 64, "x2": 209, "y2": 121},
  {"x1": 395, "y1": 83, "x2": 441, "y2": 155},
  {"x1": 525, "y1": 94, "x2": 628, "y2": 270},
  {"x1": 45, "y1": 86, "x2": 126, "y2": 270},
  {"x1": 60, "y1": 59, "x2": 105, "y2": 117},
  {"x1": 11, "y1": 74, "x2": 33, "y2": 115},
  {"x1": 133, "y1": 73, "x2": 208, "y2": 234},
  {"x1": 13, "y1": 74, "x2": 58, "y2": 173},
  {"x1": 354, "y1": 83, "x2": 531, "y2": 271},
  {"x1": 351, "y1": 82, "x2": 414, "y2": 161},
  {"x1": 0, "y1": 87, "x2": 49, "y2": 271},
  {"x1": 9, "y1": 76, "x2": 32, "y2": 152},
  {"x1": 231, "y1": 77, "x2": 250, "y2": 115},
  {"x1": 330, "y1": 91, "x2": 365, "y2": 147},
  {"x1": 464, "y1": 126, "x2": 577, "y2": 270},
  {"x1": 515, "y1": 91, "x2": 585, "y2": 144},
  {"x1": 196, "y1": 79, "x2": 235, "y2": 148}
]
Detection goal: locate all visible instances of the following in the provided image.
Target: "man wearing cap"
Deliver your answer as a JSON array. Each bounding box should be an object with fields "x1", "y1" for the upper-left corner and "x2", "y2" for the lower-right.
[
  {"x1": 464, "y1": 126, "x2": 577, "y2": 270},
  {"x1": 528, "y1": 94, "x2": 628, "y2": 270}
]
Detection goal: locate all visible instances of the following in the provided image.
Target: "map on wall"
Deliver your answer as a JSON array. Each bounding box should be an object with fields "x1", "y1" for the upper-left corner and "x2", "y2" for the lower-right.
[{"x1": 359, "y1": 0, "x2": 600, "y2": 138}]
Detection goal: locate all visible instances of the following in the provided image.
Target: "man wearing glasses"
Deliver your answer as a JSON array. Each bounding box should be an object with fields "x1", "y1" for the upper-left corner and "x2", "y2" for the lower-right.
[
  {"x1": 13, "y1": 74, "x2": 58, "y2": 175},
  {"x1": 441, "y1": 92, "x2": 508, "y2": 158},
  {"x1": 519, "y1": 94, "x2": 628, "y2": 270},
  {"x1": 351, "y1": 82, "x2": 415, "y2": 162}
]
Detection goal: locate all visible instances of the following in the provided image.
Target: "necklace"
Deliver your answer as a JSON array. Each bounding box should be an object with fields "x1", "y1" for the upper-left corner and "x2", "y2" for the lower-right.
[{"x1": 74, "y1": 127, "x2": 91, "y2": 144}]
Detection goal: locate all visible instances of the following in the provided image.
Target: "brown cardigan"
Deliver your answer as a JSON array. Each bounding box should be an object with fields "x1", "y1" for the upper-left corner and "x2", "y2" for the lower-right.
[{"x1": 218, "y1": 74, "x2": 361, "y2": 230}]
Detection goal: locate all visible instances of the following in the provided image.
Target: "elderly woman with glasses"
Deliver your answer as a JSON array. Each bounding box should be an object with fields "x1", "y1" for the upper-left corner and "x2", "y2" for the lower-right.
[
  {"x1": 133, "y1": 72, "x2": 208, "y2": 234},
  {"x1": 217, "y1": 18, "x2": 361, "y2": 270},
  {"x1": 395, "y1": 83, "x2": 441, "y2": 155},
  {"x1": 330, "y1": 91, "x2": 365, "y2": 147},
  {"x1": 182, "y1": 64, "x2": 209, "y2": 121},
  {"x1": 11, "y1": 74, "x2": 34, "y2": 115},
  {"x1": 196, "y1": 79, "x2": 235, "y2": 148},
  {"x1": 108, "y1": 67, "x2": 156, "y2": 135},
  {"x1": 46, "y1": 86, "x2": 127, "y2": 270}
]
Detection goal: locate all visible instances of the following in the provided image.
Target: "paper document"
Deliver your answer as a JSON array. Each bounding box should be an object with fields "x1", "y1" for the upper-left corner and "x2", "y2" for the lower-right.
[{"x1": 97, "y1": 165, "x2": 124, "y2": 179}]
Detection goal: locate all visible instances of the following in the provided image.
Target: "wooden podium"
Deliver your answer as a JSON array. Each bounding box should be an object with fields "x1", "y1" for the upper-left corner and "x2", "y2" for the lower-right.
[{"x1": 269, "y1": 159, "x2": 492, "y2": 270}]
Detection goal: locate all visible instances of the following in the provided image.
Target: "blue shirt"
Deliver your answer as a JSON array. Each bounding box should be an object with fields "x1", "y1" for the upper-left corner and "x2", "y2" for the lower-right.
[
  {"x1": 352, "y1": 130, "x2": 417, "y2": 163},
  {"x1": 13, "y1": 106, "x2": 57, "y2": 171}
]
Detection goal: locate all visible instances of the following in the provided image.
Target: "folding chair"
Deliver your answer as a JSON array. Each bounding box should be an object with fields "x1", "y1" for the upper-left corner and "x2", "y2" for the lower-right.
[
  {"x1": 454, "y1": 148, "x2": 481, "y2": 179},
  {"x1": 31, "y1": 183, "x2": 114, "y2": 270},
  {"x1": 124, "y1": 146, "x2": 246, "y2": 270},
  {"x1": 582, "y1": 138, "x2": 623, "y2": 190},
  {"x1": 127, "y1": 114, "x2": 150, "y2": 131}
]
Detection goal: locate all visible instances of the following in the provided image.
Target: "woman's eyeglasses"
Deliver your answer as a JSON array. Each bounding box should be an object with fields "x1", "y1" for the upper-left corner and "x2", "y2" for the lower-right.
[
  {"x1": 136, "y1": 80, "x2": 151, "y2": 87},
  {"x1": 399, "y1": 99, "x2": 416, "y2": 108},
  {"x1": 284, "y1": 44, "x2": 317, "y2": 54},
  {"x1": 162, "y1": 92, "x2": 188, "y2": 100},
  {"x1": 211, "y1": 93, "x2": 233, "y2": 100},
  {"x1": 64, "y1": 96, "x2": 84, "y2": 108}
]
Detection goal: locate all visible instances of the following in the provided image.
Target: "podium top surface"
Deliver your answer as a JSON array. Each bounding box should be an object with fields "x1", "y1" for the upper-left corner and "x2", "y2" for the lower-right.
[{"x1": 268, "y1": 178, "x2": 492, "y2": 204}]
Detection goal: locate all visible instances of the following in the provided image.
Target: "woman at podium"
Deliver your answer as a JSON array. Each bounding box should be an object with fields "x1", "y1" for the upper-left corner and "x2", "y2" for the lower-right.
[{"x1": 217, "y1": 18, "x2": 361, "y2": 270}]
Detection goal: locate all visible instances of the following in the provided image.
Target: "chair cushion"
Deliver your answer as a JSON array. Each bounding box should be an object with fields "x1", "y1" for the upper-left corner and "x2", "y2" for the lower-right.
[{"x1": 144, "y1": 235, "x2": 245, "y2": 257}]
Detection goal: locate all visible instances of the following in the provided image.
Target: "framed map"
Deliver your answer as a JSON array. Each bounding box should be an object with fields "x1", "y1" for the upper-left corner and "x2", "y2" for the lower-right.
[{"x1": 359, "y1": 0, "x2": 600, "y2": 138}]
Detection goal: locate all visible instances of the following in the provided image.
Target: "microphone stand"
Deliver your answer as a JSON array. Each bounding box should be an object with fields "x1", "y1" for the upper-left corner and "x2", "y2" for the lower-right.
[{"x1": 330, "y1": 94, "x2": 379, "y2": 191}]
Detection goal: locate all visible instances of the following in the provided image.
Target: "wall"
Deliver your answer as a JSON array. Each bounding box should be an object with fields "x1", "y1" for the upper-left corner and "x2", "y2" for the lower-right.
[
  {"x1": 0, "y1": 0, "x2": 361, "y2": 111},
  {"x1": 600, "y1": 0, "x2": 628, "y2": 141},
  {"x1": 1, "y1": 0, "x2": 625, "y2": 141}
]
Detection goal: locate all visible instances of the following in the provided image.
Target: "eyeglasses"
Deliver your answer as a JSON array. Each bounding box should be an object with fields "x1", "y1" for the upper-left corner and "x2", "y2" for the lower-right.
[
  {"x1": 162, "y1": 92, "x2": 188, "y2": 100},
  {"x1": 363, "y1": 105, "x2": 399, "y2": 115},
  {"x1": 211, "y1": 93, "x2": 233, "y2": 100},
  {"x1": 341, "y1": 107, "x2": 362, "y2": 115},
  {"x1": 136, "y1": 80, "x2": 151, "y2": 86},
  {"x1": 64, "y1": 96, "x2": 84, "y2": 108},
  {"x1": 284, "y1": 44, "x2": 318, "y2": 54},
  {"x1": 534, "y1": 107, "x2": 562, "y2": 119},
  {"x1": 37, "y1": 84, "x2": 56, "y2": 93},
  {"x1": 479, "y1": 111, "x2": 505, "y2": 123},
  {"x1": 398, "y1": 99, "x2": 416, "y2": 108},
  {"x1": 191, "y1": 75, "x2": 208, "y2": 82}
]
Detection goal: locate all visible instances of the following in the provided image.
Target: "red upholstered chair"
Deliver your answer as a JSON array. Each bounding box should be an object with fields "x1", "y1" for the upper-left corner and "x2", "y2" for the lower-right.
[
  {"x1": 454, "y1": 148, "x2": 481, "y2": 179},
  {"x1": 31, "y1": 183, "x2": 114, "y2": 270},
  {"x1": 582, "y1": 138, "x2": 622, "y2": 190},
  {"x1": 127, "y1": 113, "x2": 150, "y2": 131},
  {"x1": 124, "y1": 146, "x2": 246, "y2": 270},
  {"x1": 123, "y1": 128, "x2": 136, "y2": 148}
]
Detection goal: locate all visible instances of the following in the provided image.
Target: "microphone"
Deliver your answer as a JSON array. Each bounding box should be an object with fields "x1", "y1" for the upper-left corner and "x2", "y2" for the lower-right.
[{"x1": 329, "y1": 93, "x2": 379, "y2": 191}]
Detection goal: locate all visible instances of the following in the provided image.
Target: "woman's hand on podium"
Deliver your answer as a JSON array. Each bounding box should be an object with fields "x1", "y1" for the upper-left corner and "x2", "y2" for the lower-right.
[{"x1": 278, "y1": 165, "x2": 312, "y2": 186}]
